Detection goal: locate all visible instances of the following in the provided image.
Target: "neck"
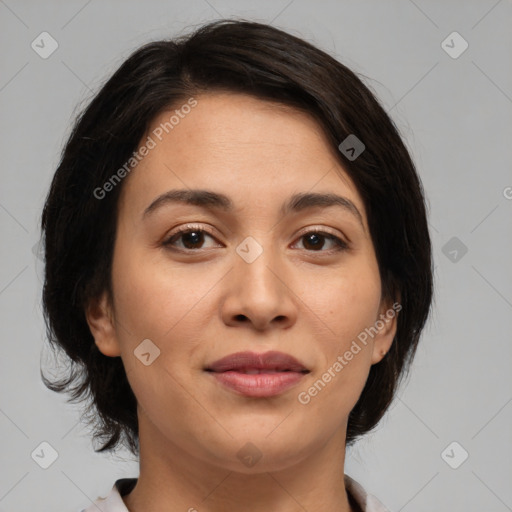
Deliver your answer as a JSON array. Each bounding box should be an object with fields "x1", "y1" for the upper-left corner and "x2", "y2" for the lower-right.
[{"x1": 122, "y1": 411, "x2": 356, "y2": 512}]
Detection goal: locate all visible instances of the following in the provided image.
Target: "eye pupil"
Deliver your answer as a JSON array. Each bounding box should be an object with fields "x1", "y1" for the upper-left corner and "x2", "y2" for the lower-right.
[
  {"x1": 303, "y1": 233, "x2": 324, "y2": 250},
  {"x1": 183, "y1": 231, "x2": 203, "y2": 248}
]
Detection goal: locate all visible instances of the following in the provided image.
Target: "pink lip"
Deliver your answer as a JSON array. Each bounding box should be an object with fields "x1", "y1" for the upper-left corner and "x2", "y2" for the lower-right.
[{"x1": 205, "y1": 351, "x2": 309, "y2": 398}]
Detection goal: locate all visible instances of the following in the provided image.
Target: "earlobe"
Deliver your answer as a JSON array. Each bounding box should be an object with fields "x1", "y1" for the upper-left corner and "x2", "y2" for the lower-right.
[
  {"x1": 85, "y1": 291, "x2": 122, "y2": 357},
  {"x1": 370, "y1": 298, "x2": 400, "y2": 365}
]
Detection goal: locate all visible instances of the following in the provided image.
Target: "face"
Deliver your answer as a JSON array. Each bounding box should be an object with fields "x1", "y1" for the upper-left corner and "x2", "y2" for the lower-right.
[{"x1": 87, "y1": 92, "x2": 397, "y2": 473}]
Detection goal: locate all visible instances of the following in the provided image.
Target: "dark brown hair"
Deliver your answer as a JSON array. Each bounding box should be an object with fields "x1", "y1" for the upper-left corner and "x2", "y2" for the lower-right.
[{"x1": 41, "y1": 19, "x2": 433, "y2": 456}]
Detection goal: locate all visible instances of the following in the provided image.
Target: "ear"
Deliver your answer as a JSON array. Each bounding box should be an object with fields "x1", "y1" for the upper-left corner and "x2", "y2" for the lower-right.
[
  {"x1": 370, "y1": 296, "x2": 401, "y2": 365},
  {"x1": 85, "y1": 291, "x2": 122, "y2": 357}
]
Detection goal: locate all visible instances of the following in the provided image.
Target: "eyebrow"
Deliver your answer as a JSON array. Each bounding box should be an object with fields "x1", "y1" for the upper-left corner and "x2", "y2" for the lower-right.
[{"x1": 142, "y1": 189, "x2": 365, "y2": 230}]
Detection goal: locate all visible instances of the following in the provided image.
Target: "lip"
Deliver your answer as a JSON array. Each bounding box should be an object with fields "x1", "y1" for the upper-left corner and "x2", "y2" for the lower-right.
[{"x1": 205, "y1": 350, "x2": 309, "y2": 398}]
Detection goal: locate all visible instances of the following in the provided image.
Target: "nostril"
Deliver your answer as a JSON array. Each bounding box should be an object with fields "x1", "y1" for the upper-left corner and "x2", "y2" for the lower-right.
[{"x1": 234, "y1": 314, "x2": 248, "y2": 322}]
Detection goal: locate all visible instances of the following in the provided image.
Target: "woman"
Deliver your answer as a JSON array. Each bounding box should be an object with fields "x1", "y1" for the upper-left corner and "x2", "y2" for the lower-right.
[{"x1": 41, "y1": 19, "x2": 433, "y2": 512}]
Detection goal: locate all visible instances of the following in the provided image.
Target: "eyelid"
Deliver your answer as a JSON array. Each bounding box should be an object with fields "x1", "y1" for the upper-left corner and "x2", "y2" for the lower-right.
[
  {"x1": 164, "y1": 223, "x2": 221, "y2": 244},
  {"x1": 291, "y1": 225, "x2": 350, "y2": 250},
  {"x1": 162, "y1": 223, "x2": 349, "y2": 252},
  {"x1": 293, "y1": 225, "x2": 347, "y2": 242}
]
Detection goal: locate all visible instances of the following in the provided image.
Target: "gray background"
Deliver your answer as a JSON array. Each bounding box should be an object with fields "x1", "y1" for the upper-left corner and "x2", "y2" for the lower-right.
[{"x1": 1, "y1": 1, "x2": 511, "y2": 511}]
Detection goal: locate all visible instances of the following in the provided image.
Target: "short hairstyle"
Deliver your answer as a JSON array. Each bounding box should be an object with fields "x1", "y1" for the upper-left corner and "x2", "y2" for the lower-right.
[{"x1": 41, "y1": 19, "x2": 433, "y2": 456}]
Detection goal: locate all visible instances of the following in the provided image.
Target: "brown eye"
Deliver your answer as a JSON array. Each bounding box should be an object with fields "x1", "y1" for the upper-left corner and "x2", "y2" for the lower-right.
[
  {"x1": 302, "y1": 232, "x2": 325, "y2": 250},
  {"x1": 294, "y1": 230, "x2": 348, "y2": 252},
  {"x1": 176, "y1": 230, "x2": 205, "y2": 249},
  {"x1": 163, "y1": 226, "x2": 221, "y2": 251}
]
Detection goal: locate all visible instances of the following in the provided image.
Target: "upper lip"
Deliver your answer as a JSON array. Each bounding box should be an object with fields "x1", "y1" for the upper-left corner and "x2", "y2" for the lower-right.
[{"x1": 205, "y1": 350, "x2": 310, "y2": 373}]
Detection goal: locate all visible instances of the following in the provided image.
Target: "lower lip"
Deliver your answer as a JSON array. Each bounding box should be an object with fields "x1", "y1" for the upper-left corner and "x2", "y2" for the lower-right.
[{"x1": 208, "y1": 370, "x2": 306, "y2": 397}]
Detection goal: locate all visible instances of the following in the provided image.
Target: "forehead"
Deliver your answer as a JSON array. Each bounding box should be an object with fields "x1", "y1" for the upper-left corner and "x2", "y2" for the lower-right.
[{"x1": 119, "y1": 92, "x2": 365, "y2": 220}]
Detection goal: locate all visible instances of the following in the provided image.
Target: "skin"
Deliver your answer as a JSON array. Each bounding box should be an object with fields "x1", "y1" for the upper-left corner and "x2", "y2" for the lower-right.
[{"x1": 86, "y1": 92, "x2": 397, "y2": 512}]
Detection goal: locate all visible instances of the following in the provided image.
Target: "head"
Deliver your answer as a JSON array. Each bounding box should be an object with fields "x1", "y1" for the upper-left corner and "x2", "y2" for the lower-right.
[{"x1": 41, "y1": 20, "x2": 433, "y2": 463}]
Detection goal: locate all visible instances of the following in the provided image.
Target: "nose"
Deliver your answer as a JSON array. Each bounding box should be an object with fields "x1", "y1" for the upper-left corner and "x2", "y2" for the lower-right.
[{"x1": 220, "y1": 243, "x2": 298, "y2": 331}]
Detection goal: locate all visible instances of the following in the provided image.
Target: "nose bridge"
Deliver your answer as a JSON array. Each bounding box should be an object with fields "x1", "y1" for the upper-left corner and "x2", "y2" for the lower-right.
[
  {"x1": 235, "y1": 234, "x2": 284, "y2": 302},
  {"x1": 221, "y1": 233, "x2": 297, "y2": 329}
]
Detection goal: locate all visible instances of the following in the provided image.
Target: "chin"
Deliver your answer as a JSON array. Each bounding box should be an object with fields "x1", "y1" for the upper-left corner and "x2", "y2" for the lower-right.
[{"x1": 203, "y1": 432, "x2": 313, "y2": 474}]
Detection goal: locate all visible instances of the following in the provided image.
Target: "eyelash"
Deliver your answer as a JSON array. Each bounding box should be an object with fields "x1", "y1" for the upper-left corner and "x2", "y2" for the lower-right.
[{"x1": 162, "y1": 224, "x2": 349, "y2": 253}]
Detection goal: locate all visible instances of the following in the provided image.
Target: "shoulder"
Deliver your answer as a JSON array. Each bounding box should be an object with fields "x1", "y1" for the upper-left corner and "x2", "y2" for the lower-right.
[
  {"x1": 79, "y1": 478, "x2": 137, "y2": 512},
  {"x1": 344, "y1": 474, "x2": 392, "y2": 512}
]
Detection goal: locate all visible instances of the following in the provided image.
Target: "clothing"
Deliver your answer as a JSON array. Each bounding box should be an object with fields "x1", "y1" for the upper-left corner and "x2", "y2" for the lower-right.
[{"x1": 79, "y1": 474, "x2": 390, "y2": 512}]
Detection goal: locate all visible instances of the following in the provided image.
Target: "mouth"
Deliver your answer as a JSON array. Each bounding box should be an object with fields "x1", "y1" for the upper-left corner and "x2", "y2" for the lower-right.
[
  {"x1": 204, "y1": 351, "x2": 310, "y2": 397},
  {"x1": 211, "y1": 368, "x2": 309, "y2": 374}
]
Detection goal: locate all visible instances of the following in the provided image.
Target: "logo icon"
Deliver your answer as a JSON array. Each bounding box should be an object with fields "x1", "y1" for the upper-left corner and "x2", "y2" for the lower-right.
[
  {"x1": 338, "y1": 134, "x2": 365, "y2": 161},
  {"x1": 441, "y1": 441, "x2": 469, "y2": 469},
  {"x1": 441, "y1": 32, "x2": 468, "y2": 59},
  {"x1": 31, "y1": 32, "x2": 59, "y2": 59},
  {"x1": 236, "y1": 236, "x2": 263, "y2": 264},
  {"x1": 442, "y1": 236, "x2": 468, "y2": 263},
  {"x1": 237, "y1": 442, "x2": 263, "y2": 468},
  {"x1": 134, "y1": 338, "x2": 161, "y2": 366},
  {"x1": 31, "y1": 441, "x2": 59, "y2": 469}
]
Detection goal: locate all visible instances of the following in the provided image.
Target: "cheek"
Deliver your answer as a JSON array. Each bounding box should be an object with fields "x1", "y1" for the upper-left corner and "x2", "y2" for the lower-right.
[
  {"x1": 111, "y1": 243, "x2": 215, "y2": 338},
  {"x1": 296, "y1": 260, "x2": 381, "y2": 405},
  {"x1": 301, "y1": 260, "x2": 382, "y2": 346},
  {"x1": 110, "y1": 246, "x2": 218, "y2": 408},
  {"x1": 298, "y1": 280, "x2": 379, "y2": 419}
]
